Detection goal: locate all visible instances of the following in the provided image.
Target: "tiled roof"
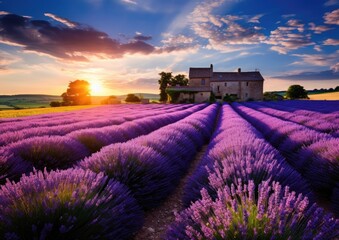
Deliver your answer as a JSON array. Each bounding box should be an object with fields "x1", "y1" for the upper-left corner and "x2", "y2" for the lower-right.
[
  {"x1": 167, "y1": 86, "x2": 211, "y2": 92},
  {"x1": 189, "y1": 67, "x2": 212, "y2": 78},
  {"x1": 211, "y1": 72, "x2": 264, "y2": 81}
]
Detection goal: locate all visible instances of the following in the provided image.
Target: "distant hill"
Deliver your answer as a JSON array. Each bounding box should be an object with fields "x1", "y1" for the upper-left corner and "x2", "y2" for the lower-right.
[{"x1": 0, "y1": 93, "x2": 159, "y2": 109}]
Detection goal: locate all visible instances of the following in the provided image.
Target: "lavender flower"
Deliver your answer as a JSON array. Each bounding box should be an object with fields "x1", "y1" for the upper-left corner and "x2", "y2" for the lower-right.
[
  {"x1": 0, "y1": 168, "x2": 144, "y2": 239},
  {"x1": 167, "y1": 180, "x2": 339, "y2": 240},
  {"x1": 1, "y1": 136, "x2": 89, "y2": 182},
  {"x1": 78, "y1": 143, "x2": 176, "y2": 210}
]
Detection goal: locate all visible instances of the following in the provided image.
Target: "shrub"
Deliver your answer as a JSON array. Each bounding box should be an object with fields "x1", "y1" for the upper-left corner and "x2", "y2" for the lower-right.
[
  {"x1": 78, "y1": 143, "x2": 176, "y2": 210},
  {"x1": 167, "y1": 180, "x2": 338, "y2": 240},
  {"x1": 49, "y1": 101, "x2": 61, "y2": 107},
  {"x1": 1, "y1": 136, "x2": 89, "y2": 182},
  {"x1": 0, "y1": 168, "x2": 144, "y2": 239}
]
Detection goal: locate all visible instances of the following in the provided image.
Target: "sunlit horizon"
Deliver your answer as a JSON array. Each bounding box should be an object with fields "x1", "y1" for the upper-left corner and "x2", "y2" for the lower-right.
[{"x1": 0, "y1": 0, "x2": 338, "y2": 96}]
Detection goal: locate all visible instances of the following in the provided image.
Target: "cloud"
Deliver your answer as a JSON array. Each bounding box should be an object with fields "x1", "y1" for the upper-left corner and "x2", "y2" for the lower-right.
[
  {"x1": 188, "y1": 0, "x2": 265, "y2": 51},
  {"x1": 0, "y1": 13, "x2": 192, "y2": 62},
  {"x1": 308, "y1": 22, "x2": 332, "y2": 34},
  {"x1": 314, "y1": 45, "x2": 322, "y2": 52},
  {"x1": 266, "y1": 19, "x2": 314, "y2": 54},
  {"x1": 292, "y1": 51, "x2": 339, "y2": 70},
  {"x1": 324, "y1": 9, "x2": 339, "y2": 25},
  {"x1": 324, "y1": 38, "x2": 339, "y2": 45},
  {"x1": 272, "y1": 70, "x2": 339, "y2": 80},
  {"x1": 281, "y1": 14, "x2": 296, "y2": 19},
  {"x1": 0, "y1": 50, "x2": 21, "y2": 71},
  {"x1": 133, "y1": 32, "x2": 152, "y2": 41},
  {"x1": 44, "y1": 13, "x2": 77, "y2": 28},
  {"x1": 324, "y1": 0, "x2": 339, "y2": 6},
  {"x1": 121, "y1": 0, "x2": 137, "y2": 5}
]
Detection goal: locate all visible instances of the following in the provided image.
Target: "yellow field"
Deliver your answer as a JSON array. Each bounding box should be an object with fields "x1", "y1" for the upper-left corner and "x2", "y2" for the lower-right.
[
  {"x1": 308, "y1": 92, "x2": 339, "y2": 100},
  {"x1": 0, "y1": 105, "x2": 101, "y2": 118}
]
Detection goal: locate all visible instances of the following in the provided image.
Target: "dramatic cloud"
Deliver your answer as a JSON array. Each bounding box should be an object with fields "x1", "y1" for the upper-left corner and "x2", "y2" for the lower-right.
[
  {"x1": 266, "y1": 19, "x2": 313, "y2": 54},
  {"x1": 308, "y1": 22, "x2": 332, "y2": 34},
  {"x1": 314, "y1": 45, "x2": 322, "y2": 52},
  {"x1": 0, "y1": 13, "x2": 190, "y2": 62},
  {"x1": 188, "y1": 0, "x2": 265, "y2": 51},
  {"x1": 44, "y1": 13, "x2": 77, "y2": 28},
  {"x1": 324, "y1": 38, "x2": 339, "y2": 45},
  {"x1": 324, "y1": 9, "x2": 339, "y2": 25}
]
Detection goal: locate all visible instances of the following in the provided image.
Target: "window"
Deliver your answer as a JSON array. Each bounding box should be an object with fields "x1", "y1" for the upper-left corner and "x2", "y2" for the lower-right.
[
  {"x1": 201, "y1": 79, "x2": 206, "y2": 85},
  {"x1": 224, "y1": 82, "x2": 227, "y2": 87},
  {"x1": 246, "y1": 82, "x2": 249, "y2": 86},
  {"x1": 217, "y1": 86, "x2": 220, "y2": 91},
  {"x1": 245, "y1": 93, "x2": 248, "y2": 97}
]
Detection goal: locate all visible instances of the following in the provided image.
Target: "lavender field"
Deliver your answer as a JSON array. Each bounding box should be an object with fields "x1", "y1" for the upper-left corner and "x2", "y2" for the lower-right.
[{"x1": 0, "y1": 101, "x2": 338, "y2": 239}]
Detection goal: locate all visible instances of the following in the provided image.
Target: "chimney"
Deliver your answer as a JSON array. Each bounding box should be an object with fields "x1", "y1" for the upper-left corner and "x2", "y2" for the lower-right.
[
  {"x1": 210, "y1": 64, "x2": 213, "y2": 71},
  {"x1": 238, "y1": 68, "x2": 241, "y2": 73}
]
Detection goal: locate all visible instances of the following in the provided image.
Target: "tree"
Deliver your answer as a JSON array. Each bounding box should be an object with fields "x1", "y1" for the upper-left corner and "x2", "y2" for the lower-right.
[
  {"x1": 50, "y1": 101, "x2": 61, "y2": 107},
  {"x1": 158, "y1": 72, "x2": 188, "y2": 103},
  {"x1": 125, "y1": 94, "x2": 141, "y2": 103},
  {"x1": 170, "y1": 74, "x2": 188, "y2": 87},
  {"x1": 286, "y1": 85, "x2": 308, "y2": 99},
  {"x1": 62, "y1": 80, "x2": 91, "y2": 105},
  {"x1": 158, "y1": 72, "x2": 173, "y2": 102}
]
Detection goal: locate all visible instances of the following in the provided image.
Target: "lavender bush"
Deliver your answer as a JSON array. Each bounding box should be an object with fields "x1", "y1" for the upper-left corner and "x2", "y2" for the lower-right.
[
  {"x1": 0, "y1": 168, "x2": 144, "y2": 240},
  {"x1": 78, "y1": 143, "x2": 176, "y2": 210},
  {"x1": 167, "y1": 180, "x2": 338, "y2": 240},
  {"x1": 1, "y1": 136, "x2": 89, "y2": 183}
]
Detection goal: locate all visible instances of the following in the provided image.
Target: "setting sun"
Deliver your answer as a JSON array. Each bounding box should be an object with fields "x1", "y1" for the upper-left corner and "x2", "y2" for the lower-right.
[{"x1": 90, "y1": 81, "x2": 106, "y2": 96}]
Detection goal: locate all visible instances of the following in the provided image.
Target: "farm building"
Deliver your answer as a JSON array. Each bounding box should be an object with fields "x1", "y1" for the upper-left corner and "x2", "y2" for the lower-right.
[{"x1": 167, "y1": 64, "x2": 264, "y2": 103}]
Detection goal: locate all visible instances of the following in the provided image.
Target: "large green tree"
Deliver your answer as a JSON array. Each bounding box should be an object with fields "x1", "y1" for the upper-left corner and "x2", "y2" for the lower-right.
[
  {"x1": 158, "y1": 72, "x2": 188, "y2": 102},
  {"x1": 286, "y1": 85, "x2": 308, "y2": 99},
  {"x1": 62, "y1": 80, "x2": 91, "y2": 105},
  {"x1": 125, "y1": 94, "x2": 141, "y2": 103}
]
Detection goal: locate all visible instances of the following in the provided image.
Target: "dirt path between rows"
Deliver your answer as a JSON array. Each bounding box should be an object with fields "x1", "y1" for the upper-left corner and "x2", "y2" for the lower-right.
[{"x1": 133, "y1": 145, "x2": 209, "y2": 240}]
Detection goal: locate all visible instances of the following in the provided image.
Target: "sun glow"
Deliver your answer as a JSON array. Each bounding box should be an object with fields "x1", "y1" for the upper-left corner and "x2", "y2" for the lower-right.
[{"x1": 90, "y1": 81, "x2": 106, "y2": 96}]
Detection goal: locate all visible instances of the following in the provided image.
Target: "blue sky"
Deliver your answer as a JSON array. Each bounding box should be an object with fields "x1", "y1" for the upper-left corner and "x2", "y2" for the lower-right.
[{"x1": 0, "y1": 0, "x2": 338, "y2": 95}]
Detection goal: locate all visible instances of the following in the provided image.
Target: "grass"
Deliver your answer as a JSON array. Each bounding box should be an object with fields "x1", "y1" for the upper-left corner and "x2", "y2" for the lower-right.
[
  {"x1": 0, "y1": 105, "x2": 101, "y2": 118},
  {"x1": 308, "y1": 92, "x2": 339, "y2": 100}
]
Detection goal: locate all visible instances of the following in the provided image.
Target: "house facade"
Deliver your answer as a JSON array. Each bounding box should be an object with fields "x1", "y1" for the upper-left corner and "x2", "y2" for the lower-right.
[{"x1": 167, "y1": 64, "x2": 264, "y2": 103}]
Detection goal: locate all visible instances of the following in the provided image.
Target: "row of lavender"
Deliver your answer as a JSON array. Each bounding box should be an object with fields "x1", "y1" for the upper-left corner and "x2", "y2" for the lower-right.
[
  {"x1": 242, "y1": 101, "x2": 339, "y2": 137},
  {"x1": 0, "y1": 104, "x2": 206, "y2": 184},
  {"x1": 166, "y1": 104, "x2": 338, "y2": 239},
  {"x1": 0, "y1": 104, "x2": 192, "y2": 146},
  {"x1": 232, "y1": 103, "x2": 338, "y2": 215},
  {"x1": 0, "y1": 104, "x2": 219, "y2": 239}
]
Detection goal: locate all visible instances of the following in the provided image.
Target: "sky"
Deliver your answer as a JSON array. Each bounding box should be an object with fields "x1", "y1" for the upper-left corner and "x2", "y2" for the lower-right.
[{"x1": 0, "y1": 0, "x2": 338, "y2": 96}]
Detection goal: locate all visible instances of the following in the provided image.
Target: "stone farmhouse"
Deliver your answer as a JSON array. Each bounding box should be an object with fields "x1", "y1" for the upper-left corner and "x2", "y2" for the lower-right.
[{"x1": 167, "y1": 64, "x2": 264, "y2": 103}]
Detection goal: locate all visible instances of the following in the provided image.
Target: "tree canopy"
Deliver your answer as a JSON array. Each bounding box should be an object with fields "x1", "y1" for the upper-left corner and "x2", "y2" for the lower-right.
[
  {"x1": 125, "y1": 94, "x2": 141, "y2": 103},
  {"x1": 286, "y1": 85, "x2": 308, "y2": 99},
  {"x1": 61, "y1": 80, "x2": 91, "y2": 106},
  {"x1": 158, "y1": 72, "x2": 188, "y2": 102}
]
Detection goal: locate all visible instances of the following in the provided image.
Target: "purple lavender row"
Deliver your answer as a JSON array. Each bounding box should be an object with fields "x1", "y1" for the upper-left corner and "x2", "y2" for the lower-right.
[
  {"x1": 166, "y1": 179, "x2": 338, "y2": 239},
  {"x1": 0, "y1": 168, "x2": 144, "y2": 239},
  {"x1": 243, "y1": 101, "x2": 339, "y2": 137},
  {"x1": 232, "y1": 102, "x2": 338, "y2": 214},
  {"x1": 166, "y1": 104, "x2": 338, "y2": 239},
  {"x1": 0, "y1": 104, "x2": 189, "y2": 135},
  {"x1": 0, "y1": 104, "x2": 207, "y2": 184},
  {"x1": 254, "y1": 101, "x2": 339, "y2": 123},
  {"x1": 182, "y1": 104, "x2": 313, "y2": 208},
  {"x1": 0, "y1": 105, "x2": 192, "y2": 147},
  {"x1": 0, "y1": 103, "x2": 178, "y2": 125},
  {"x1": 0, "y1": 104, "x2": 218, "y2": 239},
  {"x1": 77, "y1": 104, "x2": 219, "y2": 210},
  {"x1": 269, "y1": 100, "x2": 339, "y2": 114}
]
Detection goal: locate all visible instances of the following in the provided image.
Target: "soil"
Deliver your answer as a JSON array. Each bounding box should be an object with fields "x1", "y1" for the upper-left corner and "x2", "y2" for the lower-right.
[{"x1": 133, "y1": 145, "x2": 208, "y2": 240}]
